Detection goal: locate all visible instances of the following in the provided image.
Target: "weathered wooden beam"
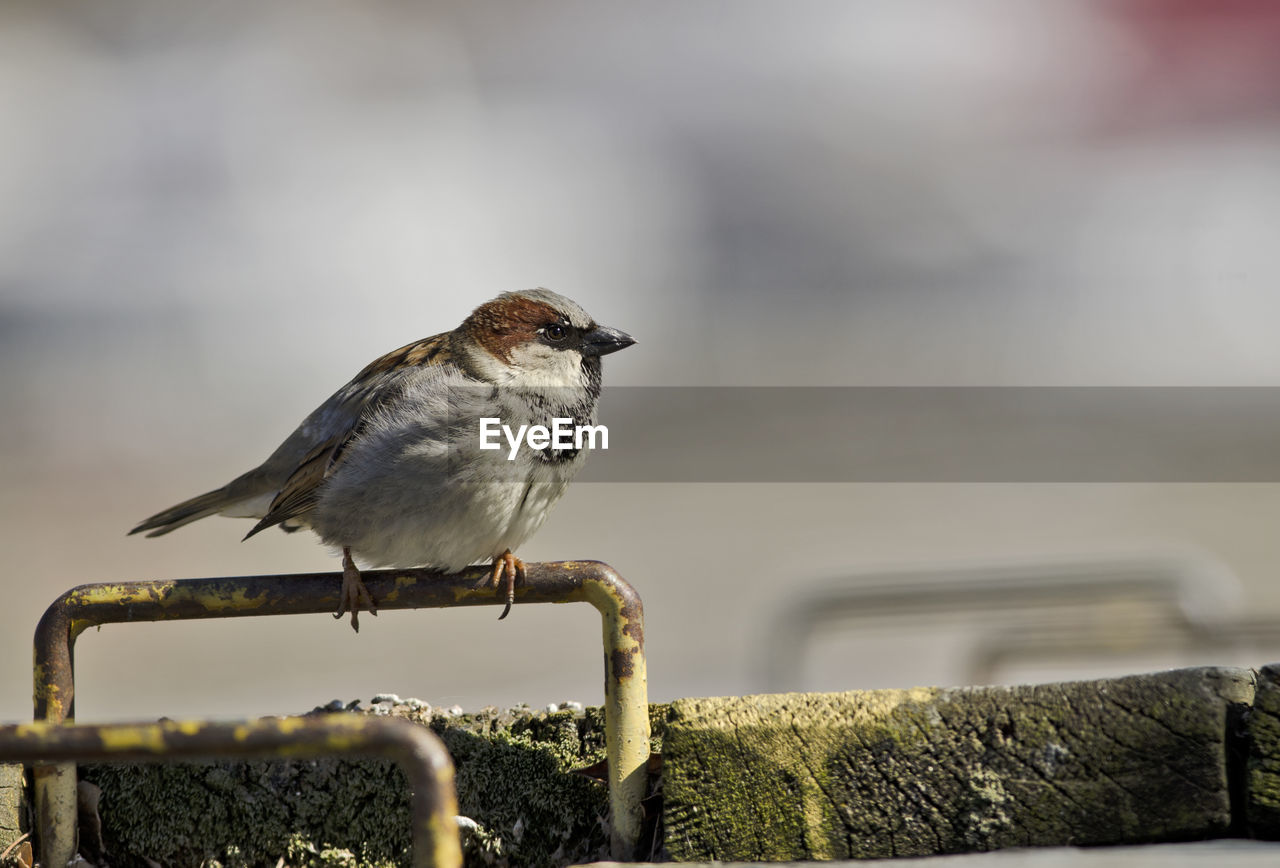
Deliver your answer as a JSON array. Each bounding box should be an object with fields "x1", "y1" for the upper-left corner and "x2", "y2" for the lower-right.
[
  {"x1": 663, "y1": 667, "x2": 1254, "y2": 861},
  {"x1": 1247, "y1": 662, "x2": 1280, "y2": 836},
  {"x1": 5, "y1": 666, "x2": 1275, "y2": 866}
]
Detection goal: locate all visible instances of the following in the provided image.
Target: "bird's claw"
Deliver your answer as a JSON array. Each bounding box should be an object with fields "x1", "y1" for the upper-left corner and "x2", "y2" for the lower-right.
[
  {"x1": 336, "y1": 547, "x2": 377, "y2": 633},
  {"x1": 489, "y1": 550, "x2": 526, "y2": 620}
]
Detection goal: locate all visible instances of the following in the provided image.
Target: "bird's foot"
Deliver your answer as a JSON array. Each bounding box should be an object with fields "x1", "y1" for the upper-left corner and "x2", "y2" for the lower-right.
[
  {"x1": 335, "y1": 546, "x2": 377, "y2": 632},
  {"x1": 489, "y1": 550, "x2": 526, "y2": 620}
]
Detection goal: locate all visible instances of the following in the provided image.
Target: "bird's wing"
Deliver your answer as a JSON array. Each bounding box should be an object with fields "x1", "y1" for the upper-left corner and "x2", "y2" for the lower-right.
[{"x1": 243, "y1": 332, "x2": 457, "y2": 538}]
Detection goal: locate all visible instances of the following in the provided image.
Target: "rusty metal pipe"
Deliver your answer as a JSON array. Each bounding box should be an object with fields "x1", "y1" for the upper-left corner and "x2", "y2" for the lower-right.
[
  {"x1": 2, "y1": 716, "x2": 461, "y2": 868},
  {"x1": 32, "y1": 561, "x2": 648, "y2": 865}
]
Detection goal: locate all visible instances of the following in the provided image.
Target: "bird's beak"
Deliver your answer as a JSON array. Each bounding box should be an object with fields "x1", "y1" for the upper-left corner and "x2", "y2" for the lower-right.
[{"x1": 581, "y1": 324, "x2": 636, "y2": 357}]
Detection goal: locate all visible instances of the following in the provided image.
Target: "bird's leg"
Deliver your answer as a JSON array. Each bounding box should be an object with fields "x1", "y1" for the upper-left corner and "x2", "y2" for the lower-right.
[
  {"x1": 335, "y1": 546, "x2": 377, "y2": 632},
  {"x1": 489, "y1": 549, "x2": 526, "y2": 620}
]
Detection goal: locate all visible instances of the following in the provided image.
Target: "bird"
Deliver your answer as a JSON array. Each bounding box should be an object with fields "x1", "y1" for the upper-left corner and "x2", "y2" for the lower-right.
[{"x1": 130, "y1": 288, "x2": 635, "y2": 630}]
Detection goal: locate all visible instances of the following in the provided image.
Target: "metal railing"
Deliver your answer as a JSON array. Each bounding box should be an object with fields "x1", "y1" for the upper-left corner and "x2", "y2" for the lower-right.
[
  {"x1": 29, "y1": 560, "x2": 649, "y2": 866},
  {"x1": 1, "y1": 716, "x2": 461, "y2": 868}
]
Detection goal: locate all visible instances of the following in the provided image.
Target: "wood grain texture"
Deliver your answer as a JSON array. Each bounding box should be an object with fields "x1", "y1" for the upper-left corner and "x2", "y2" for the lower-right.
[{"x1": 664, "y1": 668, "x2": 1255, "y2": 861}]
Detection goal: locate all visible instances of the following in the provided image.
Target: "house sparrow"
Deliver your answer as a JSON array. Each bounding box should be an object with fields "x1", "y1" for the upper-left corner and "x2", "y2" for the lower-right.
[{"x1": 131, "y1": 289, "x2": 635, "y2": 630}]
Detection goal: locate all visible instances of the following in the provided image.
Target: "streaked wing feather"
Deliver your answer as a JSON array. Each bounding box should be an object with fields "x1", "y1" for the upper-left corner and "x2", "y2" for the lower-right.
[
  {"x1": 242, "y1": 440, "x2": 336, "y2": 537},
  {"x1": 245, "y1": 332, "x2": 454, "y2": 538}
]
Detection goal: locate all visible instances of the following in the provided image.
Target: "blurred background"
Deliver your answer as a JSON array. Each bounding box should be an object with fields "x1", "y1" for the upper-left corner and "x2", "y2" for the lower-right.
[{"x1": 4, "y1": 0, "x2": 1280, "y2": 723}]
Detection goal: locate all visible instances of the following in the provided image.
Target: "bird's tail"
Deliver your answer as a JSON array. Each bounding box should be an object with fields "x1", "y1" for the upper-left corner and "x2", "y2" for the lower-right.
[{"x1": 129, "y1": 487, "x2": 236, "y2": 538}]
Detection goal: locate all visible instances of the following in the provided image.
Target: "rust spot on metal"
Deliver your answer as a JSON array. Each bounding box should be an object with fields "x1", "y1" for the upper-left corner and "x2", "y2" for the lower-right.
[
  {"x1": 622, "y1": 616, "x2": 644, "y2": 649},
  {"x1": 611, "y1": 647, "x2": 637, "y2": 680}
]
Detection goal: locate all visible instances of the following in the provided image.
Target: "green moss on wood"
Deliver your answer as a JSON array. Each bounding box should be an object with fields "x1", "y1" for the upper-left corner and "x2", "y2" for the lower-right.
[
  {"x1": 81, "y1": 703, "x2": 629, "y2": 867},
  {"x1": 663, "y1": 667, "x2": 1255, "y2": 862},
  {"x1": 0, "y1": 763, "x2": 27, "y2": 865},
  {"x1": 1248, "y1": 664, "x2": 1280, "y2": 836}
]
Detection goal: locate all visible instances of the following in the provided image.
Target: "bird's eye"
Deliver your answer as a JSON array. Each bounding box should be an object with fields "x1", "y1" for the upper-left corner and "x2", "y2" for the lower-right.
[{"x1": 544, "y1": 324, "x2": 568, "y2": 342}]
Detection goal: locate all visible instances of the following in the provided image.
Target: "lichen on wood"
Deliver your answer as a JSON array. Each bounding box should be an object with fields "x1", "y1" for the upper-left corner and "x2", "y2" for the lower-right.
[
  {"x1": 80, "y1": 703, "x2": 621, "y2": 867},
  {"x1": 1248, "y1": 663, "x2": 1280, "y2": 837},
  {"x1": 0, "y1": 763, "x2": 28, "y2": 867},
  {"x1": 662, "y1": 667, "x2": 1255, "y2": 862}
]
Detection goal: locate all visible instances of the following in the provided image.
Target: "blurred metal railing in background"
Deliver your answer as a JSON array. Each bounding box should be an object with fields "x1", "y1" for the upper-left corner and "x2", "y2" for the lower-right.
[
  {"x1": 762, "y1": 552, "x2": 1280, "y2": 691},
  {"x1": 967, "y1": 616, "x2": 1280, "y2": 686},
  {"x1": 31, "y1": 561, "x2": 648, "y2": 866},
  {"x1": 0, "y1": 716, "x2": 461, "y2": 868}
]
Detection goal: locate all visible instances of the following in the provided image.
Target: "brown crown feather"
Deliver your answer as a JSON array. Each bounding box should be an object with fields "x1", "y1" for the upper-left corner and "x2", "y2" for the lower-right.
[{"x1": 464, "y1": 295, "x2": 570, "y2": 363}]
